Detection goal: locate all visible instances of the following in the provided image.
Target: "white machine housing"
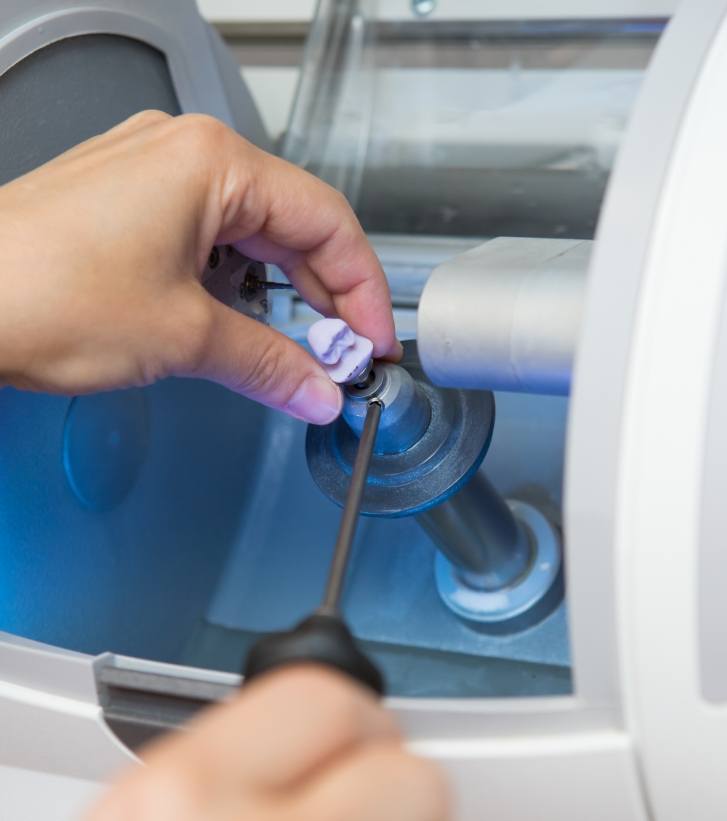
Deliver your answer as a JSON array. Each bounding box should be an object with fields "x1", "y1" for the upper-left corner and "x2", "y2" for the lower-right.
[{"x1": 3, "y1": 1, "x2": 727, "y2": 820}]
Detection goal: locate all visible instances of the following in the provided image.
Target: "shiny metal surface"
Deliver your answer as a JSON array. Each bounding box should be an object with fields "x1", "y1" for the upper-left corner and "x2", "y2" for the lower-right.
[
  {"x1": 435, "y1": 500, "x2": 563, "y2": 632},
  {"x1": 418, "y1": 237, "x2": 589, "y2": 395},
  {"x1": 311, "y1": 338, "x2": 561, "y2": 630},
  {"x1": 321, "y1": 400, "x2": 382, "y2": 611},
  {"x1": 343, "y1": 362, "x2": 431, "y2": 454},
  {"x1": 201, "y1": 245, "x2": 271, "y2": 324},
  {"x1": 418, "y1": 471, "x2": 532, "y2": 585},
  {"x1": 203, "y1": 394, "x2": 571, "y2": 687},
  {"x1": 307, "y1": 342, "x2": 495, "y2": 516}
]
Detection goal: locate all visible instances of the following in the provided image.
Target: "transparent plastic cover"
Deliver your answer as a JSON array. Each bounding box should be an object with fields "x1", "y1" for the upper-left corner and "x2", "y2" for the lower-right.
[{"x1": 284, "y1": 0, "x2": 663, "y2": 238}]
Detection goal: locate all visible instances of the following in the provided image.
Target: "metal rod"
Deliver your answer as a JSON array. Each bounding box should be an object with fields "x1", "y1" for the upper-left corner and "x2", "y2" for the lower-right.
[
  {"x1": 241, "y1": 273, "x2": 295, "y2": 301},
  {"x1": 417, "y1": 471, "x2": 533, "y2": 588},
  {"x1": 255, "y1": 281, "x2": 295, "y2": 291},
  {"x1": 320, "y1": 400, "x2": 382, "y2": 612}
]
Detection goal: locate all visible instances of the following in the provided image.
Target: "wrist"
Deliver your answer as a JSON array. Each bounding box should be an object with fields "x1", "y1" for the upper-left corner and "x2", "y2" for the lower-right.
[
  {"x1": 0, "y1": 221, "x2": 32, "y2": 388},
  {"x1": 0, "y1": 315, "x2": 25, "y2": 390}
]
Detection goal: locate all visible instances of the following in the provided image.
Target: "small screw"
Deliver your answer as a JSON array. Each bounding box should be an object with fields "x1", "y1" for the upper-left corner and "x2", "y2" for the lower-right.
[{"x1": 353, "y1": 364, "x2": 375, "y2": 389}]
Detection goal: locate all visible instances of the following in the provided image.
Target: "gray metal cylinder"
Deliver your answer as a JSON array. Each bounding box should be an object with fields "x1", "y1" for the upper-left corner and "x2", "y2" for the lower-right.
[
  {"x1": 343, "y1": 357, "x2": 534, "y2": 583},
  {"x1": 434, "y1": 500, "x2": 562, "y2": 631},
  {"x1": 417, "y1": 471, "x2": 533, "y2": 587},
  {"x1": 342, "y1": 362, "x2": 431, "y2": 454},
  {"x1": 308, "y1": 342, "x2": 563, "y2": 628},
  {"x1": 307, "y1": 342, "x2": 496, "y2": 517},
  {"x1": 417, "y1": 237, "x2": 590, "y2": 395}
]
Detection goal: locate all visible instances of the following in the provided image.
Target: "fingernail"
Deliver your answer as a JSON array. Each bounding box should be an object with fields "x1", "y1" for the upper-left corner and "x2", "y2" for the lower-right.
[{"x1": 286, "y1": 375, "x2": 343, "y2": 425}]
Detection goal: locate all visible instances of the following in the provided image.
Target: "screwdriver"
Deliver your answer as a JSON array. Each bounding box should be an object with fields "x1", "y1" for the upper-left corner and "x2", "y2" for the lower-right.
[
  {"x1": 242, "y1": 399, "x2": 385, "y2": 694},
  {"x1": 240, "y1": 271, "x2": 296, "y2": 301}
]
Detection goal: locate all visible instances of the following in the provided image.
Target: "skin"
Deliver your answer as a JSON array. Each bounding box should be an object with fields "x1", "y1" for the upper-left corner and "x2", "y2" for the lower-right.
[
  {"x1": 85, "y1": 667, "x2": 449, "y2": 821},
  {"x1": 0, "y1": 110, "x2": 402, "y2": 423},
  {"x1": 0, "y1": 113, "x2": 445, "y2": 818}
]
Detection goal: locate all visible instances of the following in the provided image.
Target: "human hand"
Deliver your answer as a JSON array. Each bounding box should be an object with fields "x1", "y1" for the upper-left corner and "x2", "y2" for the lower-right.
[
  {"x1": 85, "y1": 666, "x2": 449, "y2": 821},
  {"x1": 0, "y1": 111, "x2": 401, "y2": 424}
]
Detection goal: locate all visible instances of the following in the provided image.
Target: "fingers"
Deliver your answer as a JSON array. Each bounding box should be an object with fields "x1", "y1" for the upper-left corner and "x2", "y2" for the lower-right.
[
  {"x1": 294, "y1": 743, "x2": 451, "y2": 821},
  {"x1": 254, "y1": 151, "x2": 400, "y2": 360},
  {"x1": 231, "y1": 236, "x2": 337, "y2": 318},
  {"x1": 85, "y1": 666, "x2": 446, "y2": 821},
  {"x1": 142, "y1": 666, "x2": 399, "y2": 792},
  {"x1": 177, "y1": 291, "x2": 342, "y2": 424},
  {"x1": 285, "y1": 214, "x2": 402, "y2": 361},
  {"x1": 207, "y1": 133, "x2": 399, "y2": 359}
]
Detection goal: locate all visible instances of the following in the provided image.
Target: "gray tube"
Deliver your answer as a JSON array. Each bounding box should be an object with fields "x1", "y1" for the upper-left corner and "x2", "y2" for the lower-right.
[
  {"x1": 417, "y1": 471, "x2": 533, "y2": 588},
  {"x1": 417, "y1": 237, "x2": 590, "y2": 395}
]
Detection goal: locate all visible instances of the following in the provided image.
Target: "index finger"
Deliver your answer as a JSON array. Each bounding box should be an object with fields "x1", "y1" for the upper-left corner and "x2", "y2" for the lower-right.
[{"x1": 212, "y1": 134, "x2": 400, "y2": 359}]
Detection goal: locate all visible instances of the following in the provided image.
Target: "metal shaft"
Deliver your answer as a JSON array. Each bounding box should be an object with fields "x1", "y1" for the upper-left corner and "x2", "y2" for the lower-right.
[
  {"x1": 255, "y1": 281, "x2": 295, "y2": 291},
  {"x1": 417, "y1": 471, "x2": 533, "y2": 589},
  {"x1": 241, "y1": 273, "x2": 295, "y2": 301},
  {"x1": 418, "y1": 237, "x2": 589, "y2": 395},
  {"x1": 321, "y1": 400, "x2": 382, "y2": 612}
]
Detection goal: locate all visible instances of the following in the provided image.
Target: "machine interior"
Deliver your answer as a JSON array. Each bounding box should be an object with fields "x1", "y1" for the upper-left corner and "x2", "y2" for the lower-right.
[{"x1": 0, "y1": 11, "x2": 665, "y2": 700}]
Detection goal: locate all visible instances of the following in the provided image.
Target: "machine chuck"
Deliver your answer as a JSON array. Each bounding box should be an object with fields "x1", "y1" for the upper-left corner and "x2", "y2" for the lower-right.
[
  {"x1": 307, "y1": 341, "x2": 495, "y2": 516},
  {"x1": 306, "y1": 339, "x2": 563, "y2": 633}
]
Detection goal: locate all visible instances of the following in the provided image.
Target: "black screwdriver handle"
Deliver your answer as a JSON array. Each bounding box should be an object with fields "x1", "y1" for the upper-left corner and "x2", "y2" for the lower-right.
[{"x1": 243, "y1": 611, "x2": 384, "y2": 694}]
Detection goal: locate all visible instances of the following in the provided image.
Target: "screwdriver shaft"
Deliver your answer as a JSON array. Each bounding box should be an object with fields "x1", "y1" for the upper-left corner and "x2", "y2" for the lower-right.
[
  {"x1": 320, "y1": 400, "x2": 382, "y2": 613},
  {"x1": 256, "y1": 281, "x2": 295, "y2": 290}
]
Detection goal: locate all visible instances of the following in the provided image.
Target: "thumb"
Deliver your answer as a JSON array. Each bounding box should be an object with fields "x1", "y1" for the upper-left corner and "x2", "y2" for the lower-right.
[{"x1": 184, "y1": 297, "x2": 343, "y2": 425}]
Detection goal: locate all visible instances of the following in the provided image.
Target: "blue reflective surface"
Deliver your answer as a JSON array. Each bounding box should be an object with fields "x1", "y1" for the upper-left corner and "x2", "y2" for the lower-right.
[
  {"x1": 205, "y1": 393, "x2": 571, "y2": 679},
  {"x1": 63, "y1": 390, "x2": 150, "y2": 511},
  {"x1": 0, "y1": 376, "x2": 571, "y2": 696},
  {"x1": 0, "y1": 379, "x2": 266, "y2": 661}
]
